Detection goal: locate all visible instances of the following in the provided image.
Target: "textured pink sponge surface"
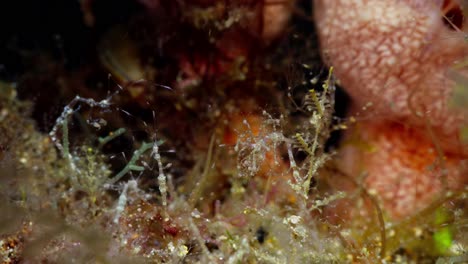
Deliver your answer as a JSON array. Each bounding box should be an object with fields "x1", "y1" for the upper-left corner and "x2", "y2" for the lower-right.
[
  {"x1": 315, "y1": 0, "x2": 468, "y2": 154},
  {"x1": 339, "y1": 121, "x2": 468, "y2": 219},
  {"x1": 315, "y1": 0, "x2": 468, "y2": 218}
]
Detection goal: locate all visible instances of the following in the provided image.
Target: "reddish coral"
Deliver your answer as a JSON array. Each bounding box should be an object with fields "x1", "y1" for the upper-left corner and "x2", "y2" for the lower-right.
[
  {"x1": 138, "y1": 0, "x2": 293, "y2": 41},
  {"x1": 140, "y1": 0, "x2": 292, "y2": 88},
  {"x1": 115, "y1": 199, "x2": 184, "y2": 256}
]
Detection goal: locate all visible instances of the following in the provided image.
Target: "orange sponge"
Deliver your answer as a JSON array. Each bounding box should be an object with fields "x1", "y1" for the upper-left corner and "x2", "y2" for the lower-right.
[{"x1": 339, "y1": 121, "x2": 467, "y2": 219}]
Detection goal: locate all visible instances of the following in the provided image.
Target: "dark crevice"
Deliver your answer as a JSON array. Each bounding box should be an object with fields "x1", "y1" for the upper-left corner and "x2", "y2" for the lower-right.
[{"x1": 442, "y1": 0, "x2": 464, "y2": 30}]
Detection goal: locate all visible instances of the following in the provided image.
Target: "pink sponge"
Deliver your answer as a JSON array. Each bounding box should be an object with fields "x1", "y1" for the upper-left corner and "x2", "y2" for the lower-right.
[
  {"x1": 315, "y1": 0, "x2": 468, "y2": 153},
  {"x1": 315, "y1": 0, "x2": 468, "y2": 218}
]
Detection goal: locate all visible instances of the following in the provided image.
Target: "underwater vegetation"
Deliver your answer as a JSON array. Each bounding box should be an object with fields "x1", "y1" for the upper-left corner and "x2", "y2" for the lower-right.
[{"x1": 0, "y1": 0, "x2": 467, "y2": 263}]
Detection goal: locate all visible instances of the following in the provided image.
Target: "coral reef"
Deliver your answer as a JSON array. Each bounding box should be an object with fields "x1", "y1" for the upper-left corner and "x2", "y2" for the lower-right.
[{"x1": 0, "y1": 0, "x2": 466, "y2": 263}]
